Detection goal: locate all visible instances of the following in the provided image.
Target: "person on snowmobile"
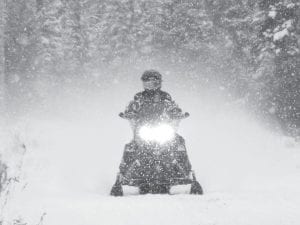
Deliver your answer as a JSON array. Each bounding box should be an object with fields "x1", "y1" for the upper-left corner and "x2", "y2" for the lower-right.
[
  {"x1": 111, "y1": 70, "x2": 203, "y2": 196},
  {"x1": 122, "y1": 69, "x2": 184, "y2": 121}
]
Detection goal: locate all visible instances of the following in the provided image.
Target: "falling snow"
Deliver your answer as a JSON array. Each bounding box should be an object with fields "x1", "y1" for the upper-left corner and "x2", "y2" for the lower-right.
[{"x1": 0, "y1": 0, "x2": 299, "y2": 225}]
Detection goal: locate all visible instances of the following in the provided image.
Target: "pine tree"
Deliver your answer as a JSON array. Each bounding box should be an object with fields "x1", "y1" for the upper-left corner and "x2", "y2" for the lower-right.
[
  {"x1": 36, "y1": 0, "x2": 93, "y2": 76},
  {"x1": 203, "y1": 0, "x2": 261, "y2": 96},
  {"x1": 3, "y1": 0, "x2": 41, "y2": 106},
  {"x1": 35, "y1": 0, "x2": 66, "y2": 74},
  {"x1": 0, "y1": 0, "x2": 6, "y2": 111},
  {"x1": 257, "y1": 0, "x2": 300, "y2": 134},
  {"x1": 5, "y1": 0, "x2": 38, "y2": 75},
  {"x1": 156, "y1": 0, "x2": 214, "y2": 62}
]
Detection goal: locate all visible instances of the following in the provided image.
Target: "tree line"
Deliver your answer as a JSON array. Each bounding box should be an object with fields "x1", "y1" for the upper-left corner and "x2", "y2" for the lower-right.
[{"x1": 0, "y1": 0, "x2": 299, "y2": 136}]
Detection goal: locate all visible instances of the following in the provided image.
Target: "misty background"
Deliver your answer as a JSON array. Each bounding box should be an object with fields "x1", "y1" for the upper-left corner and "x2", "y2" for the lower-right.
[{"x1": 0, "y1": 0, "x2": 299, "y2": 135}]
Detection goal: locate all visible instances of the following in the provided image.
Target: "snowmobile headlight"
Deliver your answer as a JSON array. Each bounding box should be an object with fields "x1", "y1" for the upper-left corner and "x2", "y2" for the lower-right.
[{"x1": 138, "y1": 124, "x2": 175, "y2": 144}]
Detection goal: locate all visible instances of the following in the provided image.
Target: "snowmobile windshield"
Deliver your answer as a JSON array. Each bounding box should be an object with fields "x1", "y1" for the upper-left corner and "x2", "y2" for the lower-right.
[{"x1": 138, "y1": 123, "x2": 175, "y2": 144}]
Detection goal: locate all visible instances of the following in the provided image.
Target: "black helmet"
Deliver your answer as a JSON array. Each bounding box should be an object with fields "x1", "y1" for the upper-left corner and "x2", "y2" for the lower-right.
[{"x1": 141, "y1": 70, "x2": 162, "y2": 82}]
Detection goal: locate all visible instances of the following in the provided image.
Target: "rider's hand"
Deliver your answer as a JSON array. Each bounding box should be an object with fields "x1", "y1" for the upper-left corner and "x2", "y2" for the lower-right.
[
  {"x1": 119, "y1": 112, "x2": 138, "y2": 120},
  {"x1": 119, "y1": 112, "x2": 125, "y2": 118}
]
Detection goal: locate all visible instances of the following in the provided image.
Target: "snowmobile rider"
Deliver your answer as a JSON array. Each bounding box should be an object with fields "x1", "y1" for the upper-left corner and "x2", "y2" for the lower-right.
[
  {"x1": 121, "y1": 70, "x2": 186, "y2": 120},
  {"x1": 111, "y1": 70, "x2": 198, "y2": 196}
]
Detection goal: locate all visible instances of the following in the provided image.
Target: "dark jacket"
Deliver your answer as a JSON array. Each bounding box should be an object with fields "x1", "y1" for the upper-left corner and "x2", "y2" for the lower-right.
[{"x1": 124, "y1": 89, "x2": 182, "y2": 120}]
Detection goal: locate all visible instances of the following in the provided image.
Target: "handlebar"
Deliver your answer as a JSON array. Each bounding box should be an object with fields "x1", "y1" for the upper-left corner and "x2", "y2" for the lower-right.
[
  {"x1": 119, "y1": 112, "x2": 138, "y2": 120},
  {"x1": 179, "y1": 112, "x2": 190, "y2": 119},
  {"x1": 119, "y1": 112, "x2": 190, "y2": 120},
  {"x1": 119, "y1": 112, "x2": 128, "y2": 119}
]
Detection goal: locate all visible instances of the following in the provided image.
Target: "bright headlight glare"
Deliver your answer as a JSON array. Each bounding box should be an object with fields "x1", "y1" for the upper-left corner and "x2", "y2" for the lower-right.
[{"x1": 138, "y1": 124, "x2": 175, "y2": 143}]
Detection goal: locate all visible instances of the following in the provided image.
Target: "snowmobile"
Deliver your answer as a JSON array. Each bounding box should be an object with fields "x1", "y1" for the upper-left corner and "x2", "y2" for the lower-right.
[{"x1": 110, "y1": 109, "x2": 203, "y2": 196}]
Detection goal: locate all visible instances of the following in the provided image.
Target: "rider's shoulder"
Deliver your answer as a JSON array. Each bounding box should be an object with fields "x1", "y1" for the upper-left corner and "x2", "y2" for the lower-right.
[
  {"x1": 160, "y1": 91, "x2": 172, "y2": 101},
  {"x1": 134, "y1": 92, "x2": 144, "y2": 100}
]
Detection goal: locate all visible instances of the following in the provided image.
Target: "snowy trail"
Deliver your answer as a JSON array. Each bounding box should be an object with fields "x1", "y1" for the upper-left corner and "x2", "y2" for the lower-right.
[
  {"x1": 5, "y1": 189, "x2": 300, "y2": 225},
  {"x1": 1, "y1": 100, "x2": 300, "y2": 225}
]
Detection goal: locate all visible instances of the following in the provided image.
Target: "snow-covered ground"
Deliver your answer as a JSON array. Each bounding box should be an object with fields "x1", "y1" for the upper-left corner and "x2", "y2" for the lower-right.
[{"x1": 1, "y1": 86, "x2": 300, "y2": 225}]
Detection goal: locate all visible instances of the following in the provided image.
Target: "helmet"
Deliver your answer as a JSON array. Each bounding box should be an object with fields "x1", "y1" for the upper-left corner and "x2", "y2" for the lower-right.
[{"x1": 141, "y1": 70, "x2": 162, "y2": 82}]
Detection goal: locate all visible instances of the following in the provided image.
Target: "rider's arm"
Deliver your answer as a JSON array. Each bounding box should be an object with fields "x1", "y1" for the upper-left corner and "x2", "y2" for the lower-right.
[
  {"x1": 121, "y1": 93, "x2": 142, "y2": 119},
  {"x1": 162, "y1": 92, "x2": 183, "y2": 118}
]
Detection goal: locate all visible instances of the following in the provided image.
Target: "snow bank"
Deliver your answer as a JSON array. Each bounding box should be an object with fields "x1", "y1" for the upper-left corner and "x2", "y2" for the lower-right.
[{"x1": 1, "y1": 80, "x2": 300, "y2": 225}]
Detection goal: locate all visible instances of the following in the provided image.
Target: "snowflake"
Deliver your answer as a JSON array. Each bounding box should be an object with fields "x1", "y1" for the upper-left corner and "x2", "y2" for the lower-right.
[
  {"x1": 273, "y1": 29, "x2": 289, "y2": 41},
  {"x1": 268, "y1": 10, "x2": 277, "y2": 19}
]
